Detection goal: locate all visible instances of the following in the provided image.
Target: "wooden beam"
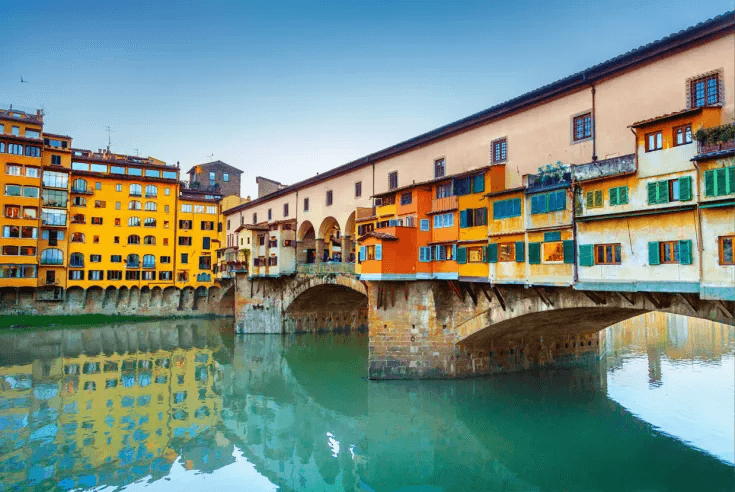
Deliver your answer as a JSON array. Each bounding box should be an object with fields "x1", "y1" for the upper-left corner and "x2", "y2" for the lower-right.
[
  {"x1": 492, "y1": 286, "x2": 507, "y2": 311},
  {"x1": 717, "y1": 300, "x2": 734, "y2": 319},
  {"x1": 582, "y1": 290, "x2": 605, "y2": 306},
  {"x1": 464, "y1": 283, "x2": 478, "y2": 306},
  {"x1": 447, "y1": 281, "x2": 464, "y2": 302},
  {"x1": 678, "y1": 293, "x2": 698, "y2": 314},
  {"x1": 479, "y1": 284, "x2": 493, "y2": 304},
  {"x1": 643, "y1": 292, "x2": 662, "y2": 310},
  {"x1": 618, "y1": 291, "x2": 636, "y2": 306},
  {"x1": 534, "y1": 287, "x2": 554, "y2": 307}
]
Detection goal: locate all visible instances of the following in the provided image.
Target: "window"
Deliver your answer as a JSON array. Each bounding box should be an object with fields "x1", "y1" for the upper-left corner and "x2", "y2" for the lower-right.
[
  {"x1": 41, "y1": 249, "x2": 63, "y2": 265},
  {"x1": 126, "y1": 254, "x2": 140, "y2": 267},
  {"x1": 23, "y1": 186, "x2": 38, "y2": 198},
  {"x1": 143, "y1": 236, "x2": 156, "y2": 245},
  {"x1": 25, "y1": 129, "x2": 40, "y2": 139},
  {"x1": 719, "y1": 236, "x2": 734, "y2": 265},
  {"x1": 93, "y1": 235, "x2": 99, "y2": 244},
  {"x1": 388, "y1": 171, "x2": 398, "y2": 190},
  {"x1": 252, "y1": 213, "x2": 257, "y2": 224},
  {"x1": 107, "y1": 271, "x2": 122, "y2": 280},
  {"x1": 182, "y1": 204, "x2": 192, "y2": 213},
  {"x1": 129, "y1": 200, "x2": 141, "y2": 210},
  {"x1": 202, "y1": 237, "x2": 211, "y2": 250},
  {"x1": 433, "y1": 244, "x2": 455, "y2": 261},
  {"x1": 159, "y1": 271, "x2": 172, "y2": 281},
  {"x1": 596, "y1": 244, "x2": 621, "y2": 265},
  {"x1": 434, "y1": 159, "x2": 446, "y2": 178},
  {"x1": 531, "y1": 190, "x2": 566, "y2": 214},
  {"x1": 41, "y1": 209, "x2": 67, "y2": 226},
  {"x1": 179, "y1": 220, "x2": 192, "y2": 229},
  {"x1": 70, "y1": 253, "x2": 84, "y2": 267},
  {"x1": 703, "y1": 166, "x2": 734, "y2": 197},
  {"x1": 72, "y1": 196, "x2": 86, "y2": 207},
  {"x1": 420, "y1": 219, "x2": 430, "y2": 231},
  {"x1": 163, "y1": 238, "x2": 169, "y2": 246},
  {"x1": 164, "y1": 188, "x2": 170, "y2": 196},
  {"x1": 42, "y1": 230, "x2": 63, "y2": 246},
  {"x1": 199, "y1": 256, "x2": 212, "y2": 270},
  {"x1": 608, "y1": 186, "x2": 629, "y2": 206},
  {"x1": 11, "y1": 126, "x2": 19, "y2": 136},
  {"x1": 144, "y1": 217, "x2": 156, "y2": 227},
  {"x1": 181, "y1": 253, "x2": 188, "y2": 264},
  {"x1": 128, "y1": 235, "x2": 140, "y2": 245},
  {"x1": 492, "y1": 138, "x2": 507, "y2": 164},
  {"x1": 25, "y1": 146, "x2": 41, "y2": 157},
  {"x1": 94, "y1": 182, "x2": 101, "y2": 190},
  {"x1": 6, "y1": 165, "x2": 21, "y2": 176},
  {"x1": 70, "y1": 232, "x2": 85, "y2": 243},
  {"x1": 68, "y1": 270, "x2": 84, "y2": 281},
  {"x1": 223, "y1": 173, "x2": 229, "y2": 182},
  {"x1": 492, "y1": 198, "x2": 521, "y2": 219},
  {"x1": 42, "y1": 170, "x2": 68, "y2": 188},
  {"x1": 4, "y1": 184, "x2": 21, "y2": 196},
  {"x1": 7, "y1": 144, "x2": 23, "y2": 155},
  {"x1": 573, "y1": 113, "x2": 592, "y2": 141},
  {"x1": 645, "y1": 131, "x2": 662, "y2": 152},
  {"x1": 304, "y1": 197, "x2": 309, "y2": 211},
  {"x1": 326, "y1": 190, "x2": 333, "y2": 206},
  {"x1": 674, "y1": 124, "x2": 693, "y2": 146},
  {"x1": 114, "y1": 236, "x2": 119, "y2": 243},
  {"x1": 283, "y1": 203, "x2": 289, "y2": 217},
  {"x1": 125, "y1": 271, "x2": 140, "y2": 280},
  {"x1": 129, "y1": 217, "x2": 141, "y2": 227},
  {"x1": 116, "y1": 201, "x2": 121, "y2": 210},
  {"x1": 160, "y1": 256, "x2": 171, "y2": 264},
  {"x1": 498, "y1": 243, "x2": 515, "y2": 262},
  {"x1": 20, "y1": 226, "x2": 36, "y2": 238},
  {"x1": 355, "y1": 182, "x2": 362, "y2": 198},
  {"x1": 142, "y1": 271, "x2": 156, "y2": 281},
  {"x1": 690, "y1": 74, "x2": 720, "y2": 108},
  {"x1": 116, "y1": 184, "x2": 122, "y2": 192},
  {"x1": 143, "y1": 255, "x2": 156, "y2": 268},
  {"x1": 145, "y1": 202, "x2": 157, "y2": 211},
  {"x1": 209, "y1": 171, "x2": 216, "y2": 182},
  {"x1": 4, "y1": 205, "x2": 20, "y2": 218},
  {"x1": 435, "y1": 181, "x2": 452, "y2": 199},
  {"x1": 145, "y1": 185, "x2": 157, "y2": 197},
  {"x1": 432, "y1": 212, "x2": 454, "y2": 229},
  {"x1": 111, "y1": 255, "x2": 122, "y2": 263},
  {"x1": 51, "y1": 155, "x2": 61, "y2": 166},
  {"x1": 542, "y1": 242, "x2": 565, "y2": 263},
  {"x1": 72, "y1": 179, "x2": 88, "y2": 193},
  {"x1": 647, "y1": 240, "x2": 692, "y2": 265},
  {"x1": 268, "y1": 209, "x2": 272, "y2": 220},
  {"x1": 94, "y1": 200, "x2": 106, "y2": 208},
  {"x1": 129, "y1": 184, "x2": 142, "y2": 196},
  {"x1": 206, "y1": 206, "x2": 216, "y2": 214},
  {"x1": 90, "y1": 255, "x2": 102, "y2": 263},
  {"x1": 194, "y1": 205, "x2": 204, "y2": 213},
  {"x1": 23, "y1": 207, "x2": 37, "y2": 219},
  {"x1": 91, "y1": 217, "x2": 103, "y2": 225},
  {"x1": 459, "y1": 208, "x2": 487, "y2": 228},
  {"x1": 586, "y1": 190, "x2": 603, "y2": 209},
  {"x1": 647, "y1": 177, "x2": 692, "y2": 204},
  {"x1": 178, "y1": 237, "x2": 192, "y2": 246},
  {"x1": 400, "y1": 192, "x2": 412, "y2": 205},
  {"x1": 25, "y1": 167, "x2": 39, "y2": 178}
]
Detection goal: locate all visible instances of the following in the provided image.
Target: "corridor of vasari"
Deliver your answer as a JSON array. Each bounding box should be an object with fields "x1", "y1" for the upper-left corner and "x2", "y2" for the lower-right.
[{"x1": 2, "y1": 3, "x2": 735, "y2": 491}]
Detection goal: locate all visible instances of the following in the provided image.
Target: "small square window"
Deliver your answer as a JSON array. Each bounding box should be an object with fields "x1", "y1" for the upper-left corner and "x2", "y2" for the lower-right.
[
  {"x1": 95, "y1": 182, "x2": 101, "y2": 190},
  {"x1": 572, "y1": 113, "x2": 592, "y2": 141},
  {"x1": 690, "y1": 74, "x2": 720, "y2": 108},
  {"x1": 673, "y1": 124, "x2": 693, "y2": 146},
  {"x1": 645, "y1": 131, "x2": 663, "y2": 152},
  {"x1": 116, "y1": 184, "x2": 122, "y2": 192},
  {"x1": 492, "y1": 138, "x2": 507, "y2": 164}
]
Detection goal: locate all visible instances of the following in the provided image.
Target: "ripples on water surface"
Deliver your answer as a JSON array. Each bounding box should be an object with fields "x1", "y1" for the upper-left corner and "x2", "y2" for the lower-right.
[{"x1": 0, "y1": 313, "x2": 732, "y2": 491}]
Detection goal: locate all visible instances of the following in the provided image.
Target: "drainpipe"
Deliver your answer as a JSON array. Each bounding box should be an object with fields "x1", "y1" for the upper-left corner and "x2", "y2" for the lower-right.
[
  {"x1": 591, "y1": 84, "x2": 597, "y2": 162},
  {"x1": 692, "y1": 160, "x2": 704, "y2": 286}
]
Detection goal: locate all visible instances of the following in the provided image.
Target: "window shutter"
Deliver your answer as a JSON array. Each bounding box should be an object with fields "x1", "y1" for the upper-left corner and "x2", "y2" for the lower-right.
[
  {"x1": 359, "y1": 246, "x2": 366, "y2": 262},
  {"x1": 579, "y1": 244, "x2": 594, "y2": 267},
  {"x1": 487, "y1": 243, "x2": 498, "y2": 263},
  {"x1": 586, "y1": 191, "x2": 594, "y2": 208},
  {"x1": 679, "y1": 240, "x2": 693, "y2": 265},
  {"x1": 678, "y1": 176, "x2": 692, "y2": 201},
  {"x1": 609, "y1": 187, "x2": 618, "y2": 206},
  {"x1": 563, "y1": 240, "x2": 575, "y2": 264},
  {"x1": 515, "y1": 241, "x2": 525, "y2": 262},
  {"x1": 528, "y1": 242, "x2": 541, "y2": 265},
  {"x1": 513, "y1": 198, "x2": 521, "y2": 217},
  {"x1": 457, "y1": 247, "x2": 467, "y2": 264},
  {"x1": 479, "y1": 207, "x2": 488, "y2": 226},
  {"x1": 594, "y1": 190, "x2": 603, "y2": 208},
  {"x1": 556, "y1": 190, "x2": 566, "y2": 211},
  {"x1": 493, "y1": 202, "x2": 501, "y2": 219},
  {"x1": 657, "y1": 181, "x2": 669, "y2": 204},
  {"x1": 531, "y1": 196, "x2": 539, "y2": 214},
  {"x1": 459, "y1": 210, "x2": 468, "y2": 228},
  {"x1": 727, "y1": 166, "x2": 735, "y2": 195},
  {"x1": 619, "y1": 186, "x2": 629, "y2": 204},
  {"x1": 375, "y1": 244, "x2": 382, "y2": 261},
  {"x1": 484, "y1": 245, "x2": 490, "y2": 263},
  {"x1": 648, "y1": 241, "x2": 660, "y2": 265},
  {"x1": 541, "y1": 194, "x2": 549, "y2": 213},
  {"x1": 452, "y1": 244, "x2": 457, "y2": 260},
  {"x1": 473, "y1": 174, "x2": 485, "y2": 193},
  {"x1": 704, "y1": 170, "x2": 715, "y2": 197},
  {"x1": 715, "y1": 168, "x2": 727, "y2": 196},
  {"x1": 647, "y1": 182, "x2": 658, "y2": 205},
  {"x1": 418, "y1": 247, "x2": 424, "y2": 262}
]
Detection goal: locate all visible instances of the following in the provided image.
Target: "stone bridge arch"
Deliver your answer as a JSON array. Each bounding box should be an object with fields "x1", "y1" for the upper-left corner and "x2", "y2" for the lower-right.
[
  {"x1": 283, "y1": 275, "x2": 368, "y2": 333},
  {"x1": 282, "y1": 274, "x2": 367, "y2": 313}
]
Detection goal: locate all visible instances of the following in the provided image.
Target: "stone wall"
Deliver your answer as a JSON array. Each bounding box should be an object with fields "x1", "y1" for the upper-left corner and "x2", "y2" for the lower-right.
[{"x1": 0, "y1": 283, "x2": 234, "y2": 320}]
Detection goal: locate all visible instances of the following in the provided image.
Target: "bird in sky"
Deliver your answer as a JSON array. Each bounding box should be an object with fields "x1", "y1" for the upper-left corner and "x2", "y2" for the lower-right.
[{"x1": 20, "y1": 76, "x2": 28, "y2": 83}]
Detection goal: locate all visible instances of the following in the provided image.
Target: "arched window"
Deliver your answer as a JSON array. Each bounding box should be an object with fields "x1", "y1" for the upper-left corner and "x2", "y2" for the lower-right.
[
  {"x1": 145, "y1": 185, "x2": 157, "y2": 197},
  {"x1": 70, "y1": 232, "x2": 85, "y2": 243},
  {"x1": 130, "y1": 184, "x2": 142, "y2": 196},
  {"x1": 128, "y1": 217, "x2": 141, "y2": 227},
  {"x1": 142, "y1": 254, "x2": 155, "y2": 268},
  {"x1": 144, "y1": 217, "x2": 156, "y2": 227},
  {"x1": 72, "y1": 179, "x2": 87, "y2": 192},
  {"x1": 72, "y1": 196, "x2": 86, "y2": 207},
  {"x1": 127, "y1": 235, "x2": 140, "y2": 245},
  {"x1": 40, "y1": 248, "x2": 63, "y2": 265},
  {"x1": 144, "y1": 201, "x2": 157, "y2": 211},
  {"x1": 126, "y1": 254, "x2": 139, "y2": 267},
  {"x1": 128, "y1": 200, "x2": 141, "y2": 210},
  {"x1": 143, "y1": 235, "x2": 156, "y2": 245},
  {"x1": 70, "y1": 252, "x2": 84, "y2": 267}
]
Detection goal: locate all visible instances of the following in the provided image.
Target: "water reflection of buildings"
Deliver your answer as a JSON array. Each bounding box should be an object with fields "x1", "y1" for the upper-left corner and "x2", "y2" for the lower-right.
[{"x1": 0, "y1": 321, "x2": 231, "y2": 491}]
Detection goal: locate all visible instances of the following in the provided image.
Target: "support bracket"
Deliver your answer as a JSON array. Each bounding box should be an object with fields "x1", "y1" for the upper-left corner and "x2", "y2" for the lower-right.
[
  {"x1": 717, "y1": 300, "x2": 734, "y2": 319},
  {"x1": 492, "y1": 285, "x2": 507, "y2": 312},
  {"x1": 618, "y1": 291, "x2": 636, "y2": 306},
  {"x1": 464, "y1": 283, "x2": 478, "y2": 307},
  {"x1": 678, "y1": 293, "x2": 698, "y2": 315},
  {"x1": 582, "y1": 290, "x2": 605, "y2": 306},
  {"x1": 643, "y1": 292, "x2": 662, "y2": 310},
  {"x1": 479, "y1": 284, "x2": 493, "y2": 304},
  {"x1": 534, "y1": 287, "x2": 554, "y2": 307}
]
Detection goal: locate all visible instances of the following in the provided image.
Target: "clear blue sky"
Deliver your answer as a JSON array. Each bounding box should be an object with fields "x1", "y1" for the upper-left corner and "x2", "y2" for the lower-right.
[{"x1": 2, "y1": 1, "x2": 732, "y2": 198}]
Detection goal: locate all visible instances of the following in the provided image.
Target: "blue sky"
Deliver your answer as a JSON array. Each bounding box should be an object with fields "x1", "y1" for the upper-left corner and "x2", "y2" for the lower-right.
[{"x1": 2, "y1": 1, "x2": 732, "y2": 198}]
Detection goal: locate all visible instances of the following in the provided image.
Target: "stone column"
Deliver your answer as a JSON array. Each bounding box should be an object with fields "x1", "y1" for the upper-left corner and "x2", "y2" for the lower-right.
[
  {"x1": 296, "y1": 240, "x2": 307, "y2": 265},
  {"x1": 341, "y1": 235, "x2": 353, "y2": 263},
  {"x1": 315, "y1": 238, "x2": 325, "y2": 264}
]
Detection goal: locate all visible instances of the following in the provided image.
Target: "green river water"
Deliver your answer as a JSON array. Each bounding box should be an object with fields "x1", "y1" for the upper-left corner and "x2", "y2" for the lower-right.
[{"x1": 0, "y1": 313, "x2": 732, "y2": 491}]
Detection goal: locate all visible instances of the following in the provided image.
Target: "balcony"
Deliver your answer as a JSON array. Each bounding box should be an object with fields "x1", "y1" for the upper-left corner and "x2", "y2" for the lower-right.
[
  {"x1": 430, "y1": 196, "x2": 458, "y2": 214},
  {"x1": 696, "y1": 124, "x2": 735, "y2": 155},
  {"x1": 70, "y1": 187, "x2": 93, "y2": 195},
  {"x1": 572, "y1": 154, "x2": 636, "y2": 182},
  {"x1": 297, "y1": 262, "x2": 355, "y2": 275},
  {"x1": 356, "y1": 207, "x2": 376, "y2": 220}
]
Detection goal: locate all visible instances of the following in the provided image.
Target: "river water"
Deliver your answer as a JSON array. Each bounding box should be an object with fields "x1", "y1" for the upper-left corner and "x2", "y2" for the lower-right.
[{"x1": 0, "y1": 313, "x2": 732, "y2": 492}]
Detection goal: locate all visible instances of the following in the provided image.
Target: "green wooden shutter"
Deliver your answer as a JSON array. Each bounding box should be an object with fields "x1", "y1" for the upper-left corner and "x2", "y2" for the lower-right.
[
  {"x1": 528, "y1": 242, "x2": 541, "y2": 265},
  {"x1": 579, "y1": 244, "x2": 594, "y2": 267},
  {"x1": 487, "y1": 243, "x2": 498, "y2": 263},
  {"x1": 657, "y1": 181, "x2": 669, "y2": 204},
  {"x1": 359, "y1": 246, "x2": 366, "y2": 262},
  {"x1": 647, "y1": 182, "x2": 658, "y2": 204},
  {"x1": 515, "y1": 241, "x2": 525, "y2": 262},
  {"x1": 375, "y1": 244, "x2": 382, "y2": 261},
  {"x1": 586, "y1": 191, "x2": 594, "y2": 208},
  {"x1": 727, "y1": 166, "x2": 735, "y2": 195},
  {"x1": 678, "y1": 176, "x2": 692, "y2": 201},
  {"x1": 715, "y1": 168, "x2": 727, "y2": 196},
  {"x1": 704, "y1": 170, "x2": 715, "y2": 197},
  {"x1": 679, "y1": 240, "x2": 693, "y2": 265},
  {"x1": 456, "y1": 246, "x2": 467, "y2": 264},
  {"x1": 594, "y1": 190, "x2": 603, "y2": 208},
  {"x1": 544, "y1": 231, "x2": 561, "y2": 242},
  {"x1": 459, "y1": 210, "x2": 468, "y2": 228},
  {"x1": 472, "y1": 174, "x2": 485, "y2": 193},
  {"x1": 648, "y1": 241, "x2": 660, "y2": 265},
  {"x1": 563, "y1": 240, "x2": 575, "y2": 264},
  {"x1": 609, "y1": 187, "x2": 619, "y2": 206},
  {"x1": 555, "y1": 190, "x2": 566, "y2": 211},
  {"x1": 619, "y1": 186, "x2": 629, "y2": 204}
]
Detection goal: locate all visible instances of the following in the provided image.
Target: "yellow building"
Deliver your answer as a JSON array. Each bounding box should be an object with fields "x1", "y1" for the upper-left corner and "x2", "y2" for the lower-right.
[{"x1": 176, "y1": 190, "x2": 221, "y2": 289}]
